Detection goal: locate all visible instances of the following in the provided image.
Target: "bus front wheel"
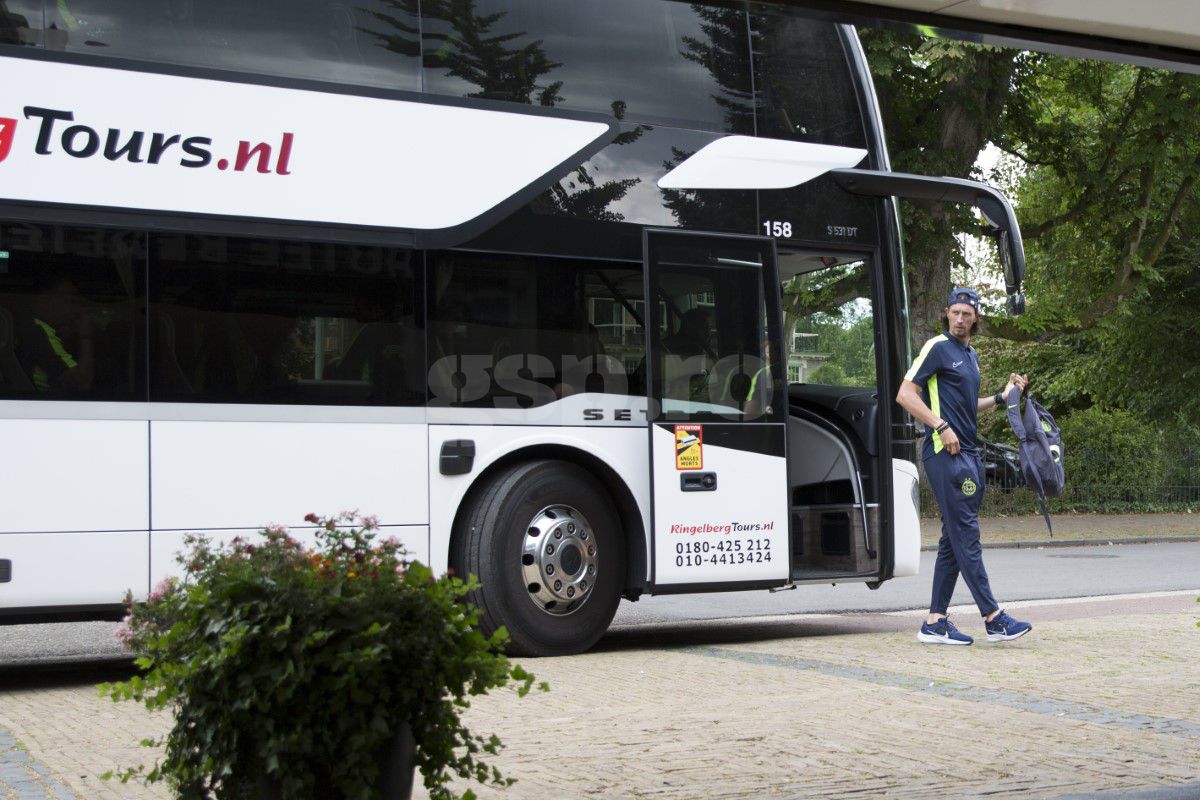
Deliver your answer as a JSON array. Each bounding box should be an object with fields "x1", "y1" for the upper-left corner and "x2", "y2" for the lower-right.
[{"x1": 452, "y1": 459, "x2": 624, "y2": 657}]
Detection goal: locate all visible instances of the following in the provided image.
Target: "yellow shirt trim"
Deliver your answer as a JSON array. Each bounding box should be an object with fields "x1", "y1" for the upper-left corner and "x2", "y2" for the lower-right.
[{"x1": 904, "y1": 335, "x2": 944, "y2": 383}]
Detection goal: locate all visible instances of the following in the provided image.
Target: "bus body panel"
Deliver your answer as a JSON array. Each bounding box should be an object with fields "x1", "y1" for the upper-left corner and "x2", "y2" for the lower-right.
[
  {"x1": 0, "y1": 7, "x2": 936, "y2": 635},
  {"x1": 149, "y1": 419, "x2": 430, "y2": 531},
  {"x1": 0, "y1": 530, "x2": 148, "y2": 607},
  {"x1": 650, "y1": 423, "x2": 789, "y2": 585},
  {"x1": 0, "y1": 417, "x2": 148, "y2": 533},
  {"x1": 427, "y1": 424, "x2": 649, "y2": 577},
  {"x1": 0, "y1": 54, "x2": 617, "y2": 239},
  {"x1": 149, "y1": 526, "x2": 430, "y2": 587},
  {"x1": 891, "y1": 458, "x2": 921, "y2": 577}
]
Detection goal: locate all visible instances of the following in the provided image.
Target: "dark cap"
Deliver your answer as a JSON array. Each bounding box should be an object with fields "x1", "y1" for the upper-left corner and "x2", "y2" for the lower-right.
[{"x1": 947, "y1": 287, "x2": 980, "y2": 310}]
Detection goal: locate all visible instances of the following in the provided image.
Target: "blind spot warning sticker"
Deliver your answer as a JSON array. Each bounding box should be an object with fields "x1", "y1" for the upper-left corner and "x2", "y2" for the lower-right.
[{"x1": 675, "y1": 424, "x2": 703, "y2": 470}]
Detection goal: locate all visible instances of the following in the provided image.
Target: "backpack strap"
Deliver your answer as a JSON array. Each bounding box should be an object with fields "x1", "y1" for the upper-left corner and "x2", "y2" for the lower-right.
[{"x1": 1036, "y1": 490, "x2": 1053, "y2": 537}]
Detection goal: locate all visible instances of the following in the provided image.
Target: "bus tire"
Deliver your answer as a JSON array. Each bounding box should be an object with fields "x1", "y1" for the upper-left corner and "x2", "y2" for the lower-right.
[{"x1": 452, "y1": 459, "x2": 624, "y2": 657}]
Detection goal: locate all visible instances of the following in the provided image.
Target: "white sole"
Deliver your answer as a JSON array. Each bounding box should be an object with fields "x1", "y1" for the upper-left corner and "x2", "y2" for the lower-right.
[
  {"x1": 917, "y1": 631, "x2": 971, "y2": 645},
  {"x1": 987, "y1": 628, "x2": 1031, "y2": 643}
]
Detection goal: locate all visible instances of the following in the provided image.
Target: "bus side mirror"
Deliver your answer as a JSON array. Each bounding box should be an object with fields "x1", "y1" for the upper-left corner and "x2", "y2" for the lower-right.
[
  {"x1": 995, "y1": 230, "x2": 1025, "y2": 315},
  {"x1": 831, "y1": 169, "x2": 1028, "y2": 316},
  {"x1": 1007, "y1": 290, "x2": 1026, "y2": 316},
  {"x1": 978, "y1": 197, "x2": 1026, "y2": 316}
]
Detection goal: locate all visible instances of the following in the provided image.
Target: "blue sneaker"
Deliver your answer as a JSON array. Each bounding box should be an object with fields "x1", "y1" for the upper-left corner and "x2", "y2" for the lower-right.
[
  {"x1": 985, "y1": 610, "x2": 1032, "y2": 642},
  {"x1": 917, "y1": 617, "x2": 973, "y2": 645}
]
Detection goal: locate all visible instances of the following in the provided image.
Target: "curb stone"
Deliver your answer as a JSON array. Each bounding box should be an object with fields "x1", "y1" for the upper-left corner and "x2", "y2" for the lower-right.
[
  {"x1": 921, "y1": 534, "x2": 1200, "y2": 551},
  {"x1": 1052, "y1": 780, "x2": 1200, "y2": 799}
]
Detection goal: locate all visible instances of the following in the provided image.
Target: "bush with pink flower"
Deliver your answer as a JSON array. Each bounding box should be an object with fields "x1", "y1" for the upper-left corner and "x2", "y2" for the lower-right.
[{"x1": 102, "y1": 512, "x2": 542, "y2": 800}]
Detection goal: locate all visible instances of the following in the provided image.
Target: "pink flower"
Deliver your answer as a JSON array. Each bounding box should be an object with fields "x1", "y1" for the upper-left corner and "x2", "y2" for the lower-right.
[
  {"x1": 304, "y1": 513, "x2": 319, "y2": 524},
  {"x1": 360, "y1": 515, "x2": 381, "y2": 530},
  {"x1": 148, "y1": 577, "x2": 176, "y2": 602},
  {"x1": 266, "y1": 523, "x2": 287, "y2": 537},
  {"x1": 113, "y1": 615, "x2": 135, "y2": 649}
]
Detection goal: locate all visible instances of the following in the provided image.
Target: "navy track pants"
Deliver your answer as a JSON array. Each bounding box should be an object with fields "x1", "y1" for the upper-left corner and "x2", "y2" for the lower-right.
[{"x1": 926, "y1": 449, "x2": 999, "y2": 617}]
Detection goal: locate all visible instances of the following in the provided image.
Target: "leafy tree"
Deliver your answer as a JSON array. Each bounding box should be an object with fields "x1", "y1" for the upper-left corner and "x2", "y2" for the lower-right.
[
  {"x1": 993, "y1": 59, "x2": 1200, "y2": 341},
  {"x1": 859, "y1": 29, "x2": 1026, "y2": 341},
  {"x1": 862, "y1": 29, "x2": 1200, "y2": 428},
  {"x1": 989, "y1": 58, "x2": 1200, "y2": 423}
]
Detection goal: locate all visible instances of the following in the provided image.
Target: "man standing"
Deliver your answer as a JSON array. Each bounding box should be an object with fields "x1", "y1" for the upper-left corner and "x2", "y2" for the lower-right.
[{"x1": 896, "y1": 287, "x2": 1033, "y2": 645}]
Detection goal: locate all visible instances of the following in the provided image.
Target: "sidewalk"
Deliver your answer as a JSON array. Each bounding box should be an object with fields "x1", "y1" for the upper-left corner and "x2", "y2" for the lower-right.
[
  {"x1": 922, "y1": 511, "x2": 1200, "y2": 548},
  {"x1": 2, "y1": 591, "x2": 1198, "y2": 799}
]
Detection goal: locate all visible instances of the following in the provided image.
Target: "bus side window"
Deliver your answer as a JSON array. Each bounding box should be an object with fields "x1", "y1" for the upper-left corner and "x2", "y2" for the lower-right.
[
  {"x1": 0, "y1": 224, "x2": 146, "y2": 402},
  {"x1": 429, "y1": 252, "x2": 642, "y2": 408},
  {"x1": 149, "y1": 235, "x2": 423, "y2": 407},
  {"x1": 0, "y1": 0, "x2": 38, "y2": 46},
  {"x1": 421, "y1": 0, "x2": 753, "y2": 133},
  {"x1": 45, "y1": 0, "x2": 422, "y2": 92}
]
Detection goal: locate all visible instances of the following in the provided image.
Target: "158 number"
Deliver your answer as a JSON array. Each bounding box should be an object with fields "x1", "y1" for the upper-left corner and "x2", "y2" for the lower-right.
[{"x1": 763, "y1": 220, "x2": 792, "y2": 238}]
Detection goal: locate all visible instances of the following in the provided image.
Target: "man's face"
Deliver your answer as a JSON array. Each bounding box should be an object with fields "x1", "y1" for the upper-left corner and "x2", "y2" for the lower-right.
[{"x1": 946, "y1": 303, "x2": 977, "y2": 338}]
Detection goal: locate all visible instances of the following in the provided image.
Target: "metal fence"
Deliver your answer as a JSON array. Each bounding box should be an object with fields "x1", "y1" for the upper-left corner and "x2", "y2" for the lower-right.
[{"x1": 917, "y1": 447, "x2": 1200, "y2": 518}]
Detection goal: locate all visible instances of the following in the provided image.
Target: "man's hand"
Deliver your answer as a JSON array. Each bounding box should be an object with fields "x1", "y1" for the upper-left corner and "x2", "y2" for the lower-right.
[
  {"x1": 1004, "y1": 372, "x2": 1029, "y2": 397},
  {"x1": 939, "y1": 425, "x2": 961, "y2": 455}
]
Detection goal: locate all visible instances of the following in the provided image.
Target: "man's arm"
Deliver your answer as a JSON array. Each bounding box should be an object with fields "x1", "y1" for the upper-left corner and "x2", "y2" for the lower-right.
[
  {"x1": 896, "y1": 379, "x2": 962, "y2": 455},
  {"x1": 976, "y1": 373, "x2": 1029, "y2": 413}
]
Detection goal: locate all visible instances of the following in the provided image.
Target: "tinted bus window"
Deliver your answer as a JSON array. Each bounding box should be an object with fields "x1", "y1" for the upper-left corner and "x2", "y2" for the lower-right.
[
  {"x1": 44, "y1": 0, "x2": 421, "y2": 91},
  {"x1": 0, "y1": 0, "x2": 39, "y2": 45},
  {"x1": 149, "y1": 235, "x2": 423, "y2": 406},
  {"x1": 749, "y1": 7, "x2": 867, "y2": 147},
  {"x1": 421, "y1": 0, "x2": 754, "y2": 133},
  {"x1": 0, "y1": 224, "x2": 145, "y2": 401},
  {"x1": 429, "y1": 252, "x2": 644, "y2": 407}
]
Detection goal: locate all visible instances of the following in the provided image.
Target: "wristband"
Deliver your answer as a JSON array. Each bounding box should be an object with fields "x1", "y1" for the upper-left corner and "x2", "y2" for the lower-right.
[
  {"x1": 934, "y1": 422, "x2": 948, "y2": 434},
  {"x1": 993, "y1": 392, "x2": 1004, "y2": 407}
]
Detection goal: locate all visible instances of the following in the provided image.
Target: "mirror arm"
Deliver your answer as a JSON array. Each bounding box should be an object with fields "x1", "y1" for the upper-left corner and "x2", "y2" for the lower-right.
[{"x1": 830, "y1": 168, "x2": 1026, "y2": 315}]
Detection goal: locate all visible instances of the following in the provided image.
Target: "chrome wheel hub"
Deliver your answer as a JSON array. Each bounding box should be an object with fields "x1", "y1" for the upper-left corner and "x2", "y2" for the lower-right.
[{"x1": 522, "y1": 504, "x2": 598, "y2": 616}]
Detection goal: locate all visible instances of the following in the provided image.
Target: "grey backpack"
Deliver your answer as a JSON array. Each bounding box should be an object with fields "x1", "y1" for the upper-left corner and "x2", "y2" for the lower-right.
[{"x1": 1005, "y1": 387, "x2": 1065, "y2": 534}]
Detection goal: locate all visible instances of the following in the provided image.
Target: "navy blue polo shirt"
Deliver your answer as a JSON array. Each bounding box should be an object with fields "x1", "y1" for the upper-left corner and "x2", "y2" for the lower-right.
[{"x1": 905, "y1": 332, "x2": 981, "y2": 460}]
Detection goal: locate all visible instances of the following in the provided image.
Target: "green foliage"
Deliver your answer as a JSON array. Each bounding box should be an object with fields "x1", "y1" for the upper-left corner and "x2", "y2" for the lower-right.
[
  {"x1": 784, "y1": 261, "x2": 875, "y2": 387},
  {"x1": 798, "y1": 316, "x2": 875, "y2": 388},
  {"x1": 931, "y1": 405, "x2": 1200, "y2": 516},
  {"x1": 863, "y1": 26, "x2": 1200, "y2": 450},
  {"x1": 1059, "y1": 407, "x2": 1159, "y2": 490},
  {"x1": 859, "y1": 28, "x2": 1026, "y2": 338},
  {"x1": 100, "y1": 513, "x2": 542, "y2": 800}
]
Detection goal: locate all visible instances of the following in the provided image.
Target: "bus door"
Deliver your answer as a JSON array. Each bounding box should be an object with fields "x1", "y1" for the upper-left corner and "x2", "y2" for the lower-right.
[{"x1": 643, "y1": 229, "x2": 789, "y2": 588}]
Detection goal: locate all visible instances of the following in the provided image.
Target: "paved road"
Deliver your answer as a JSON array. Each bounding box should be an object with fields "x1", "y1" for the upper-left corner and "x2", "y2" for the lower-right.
[
  {"x1": 613, "y1": 540, "x2": 1200, "y2": 625},
  {"x1": 13, "y1": 591, "x2": 1198, "y2": 800},
  {"x1": 0, "y1": 541, "x2": 1197, "y2": 667}
]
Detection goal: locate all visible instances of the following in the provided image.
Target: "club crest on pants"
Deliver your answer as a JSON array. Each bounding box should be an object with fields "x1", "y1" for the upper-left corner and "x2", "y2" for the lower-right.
[{"x1": 961, "y1": 477, "x2": 977, "y2": 496}]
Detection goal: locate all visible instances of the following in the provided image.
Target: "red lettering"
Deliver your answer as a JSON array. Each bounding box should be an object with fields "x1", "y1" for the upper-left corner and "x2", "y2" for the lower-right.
[
  {"x1": 0, "y1": 118, "x2": 16, "y2": 164},
  {"x1": 276, "y1": 132, "x2": 293, "y2": 175},
  {"x1": 234, "y1": 140, "x2": 272, "y2": 174}
]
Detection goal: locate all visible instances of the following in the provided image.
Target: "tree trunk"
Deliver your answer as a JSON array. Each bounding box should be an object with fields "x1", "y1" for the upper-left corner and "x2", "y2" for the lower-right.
[{"x1": 884, "y1": 47, "x2": 1019, "y2": 351}]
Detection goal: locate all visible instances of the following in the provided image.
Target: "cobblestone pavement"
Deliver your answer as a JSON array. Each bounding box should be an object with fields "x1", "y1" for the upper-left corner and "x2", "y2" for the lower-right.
[
  {"x1": 0, "y1": 725, "x2": 75, "y2": 800},
  {"x1": 1, "y1": 592, "x2": 1197, "y2": 799}
]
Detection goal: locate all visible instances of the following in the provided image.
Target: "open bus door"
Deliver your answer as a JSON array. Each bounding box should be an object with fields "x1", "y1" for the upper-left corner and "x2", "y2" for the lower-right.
[{"x1": 643, "y1": 229, "x2": 790, "y2": 590}]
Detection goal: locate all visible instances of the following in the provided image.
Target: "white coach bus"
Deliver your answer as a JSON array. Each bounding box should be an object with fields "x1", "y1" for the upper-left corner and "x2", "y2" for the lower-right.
[{"x1": 0, "y1": 0, "x2": 1026, "y2": 655}]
